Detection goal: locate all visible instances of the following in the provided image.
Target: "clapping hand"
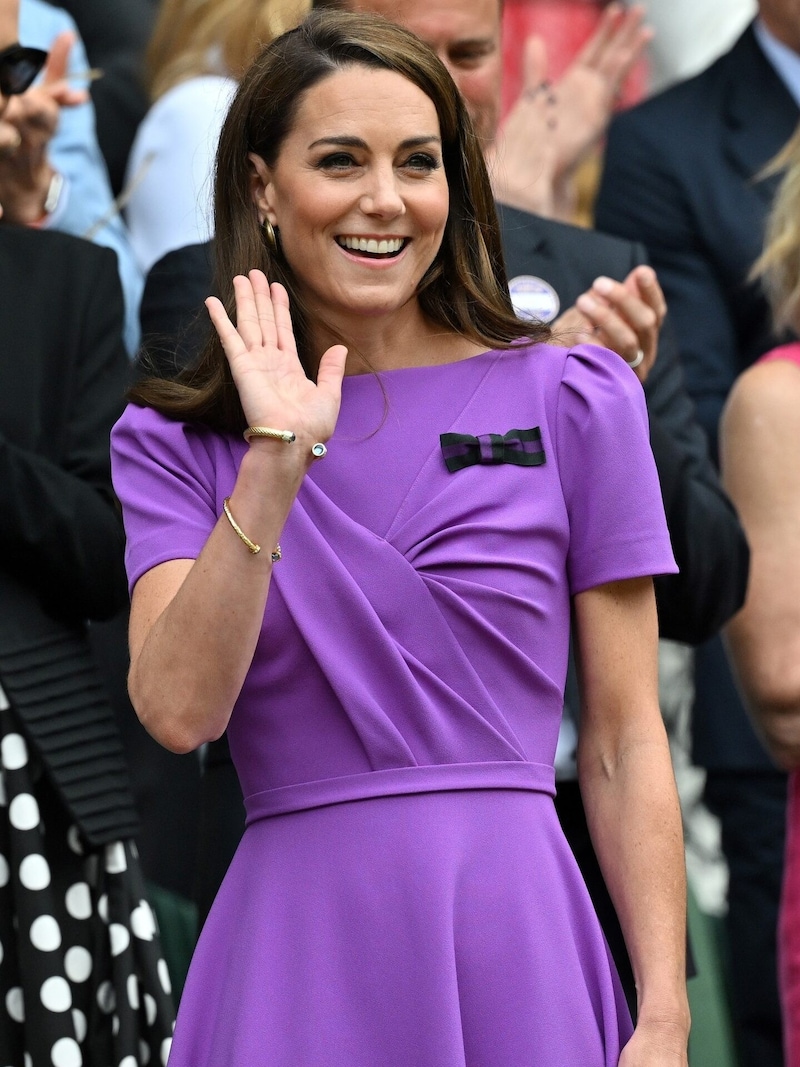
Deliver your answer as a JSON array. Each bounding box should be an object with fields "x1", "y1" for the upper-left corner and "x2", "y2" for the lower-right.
[
  {"x1": 492, "y1": 3, "x2": 651, "y2": 220},
  {"x1": 0, "y1": 31, "x2": 88, "y2": 223},
  {"x1": 205, "y1": 271, "x2": 347, "y2": 450},
  {"x1": 553, "y1": 265, "x2": 666, "y2": 384}
]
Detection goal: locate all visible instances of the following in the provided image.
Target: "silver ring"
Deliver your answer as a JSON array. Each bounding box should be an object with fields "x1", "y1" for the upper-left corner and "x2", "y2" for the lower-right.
[
  {"x1": 311, "y1": 442, "x2": 327, "y2": 459},
  {"x1": 625, "y1": 348, "x2": 645, "y2": 369}
]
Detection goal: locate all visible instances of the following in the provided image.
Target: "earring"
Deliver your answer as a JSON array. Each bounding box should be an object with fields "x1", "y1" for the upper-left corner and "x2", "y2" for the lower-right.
[{"x1": 262, "y1": 217, "x2": 277, "y2": 251}]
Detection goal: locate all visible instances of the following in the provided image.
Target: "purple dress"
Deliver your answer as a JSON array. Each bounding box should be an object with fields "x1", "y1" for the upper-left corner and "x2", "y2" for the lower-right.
[{"x1": 111, "y1": 342, "x2": 677, "y2": 1067}]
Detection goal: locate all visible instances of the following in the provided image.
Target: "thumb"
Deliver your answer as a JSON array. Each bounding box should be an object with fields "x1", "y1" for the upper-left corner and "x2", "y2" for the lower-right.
[
  {"x1": 315, "y1": 344, "x2": 348, "y2": 397},
  {"x1": 521, "y1": 34, "x2": 549, "y2": 95},
  {"x1": 42, "y1": 31, "x2": 74, "y2": 86}
]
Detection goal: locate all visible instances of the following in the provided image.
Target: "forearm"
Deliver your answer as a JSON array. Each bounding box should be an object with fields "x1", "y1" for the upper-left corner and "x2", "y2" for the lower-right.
[
  {"x1": 579, "y1": 728, "x2": 689, "y2": 1032},
  {"x1": 128, "y1": 438, "x2": 311, "y2": 753}
]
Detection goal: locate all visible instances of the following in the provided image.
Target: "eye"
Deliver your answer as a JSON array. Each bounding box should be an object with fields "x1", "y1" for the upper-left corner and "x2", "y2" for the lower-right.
[
  {"x1": 316, "y1": 152, "x2": 358, "y2": 171},
  {"x1": 449, "y1": 44, "x2": 494, "y2": 69},
  {"x1": 403, "y1": 153, "x2": 441, "y2": 172}
]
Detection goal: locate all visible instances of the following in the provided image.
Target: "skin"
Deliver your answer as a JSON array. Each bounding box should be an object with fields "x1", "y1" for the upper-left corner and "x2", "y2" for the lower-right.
[
  {"x1": 759, "y1": 0, "x2": 800, "y2": 53},
  {"x1": 0, "y1": 0, "x2": 86, "y2": 222},
  {"x1": 722, "y1": 359, "x2": 800, "y2": 769},
  {"x1": 128, "y1": 62, "x2": 689, "y2": 1065},
  {"x1": 334, "y1": 0, "x2": 665, "y2": 380}
]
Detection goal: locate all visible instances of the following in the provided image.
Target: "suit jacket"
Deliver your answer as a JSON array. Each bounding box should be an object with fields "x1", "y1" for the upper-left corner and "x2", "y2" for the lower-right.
[
  {"x1": 141, "y1": 221, "x2": 749, "y2": 650},
  {"x1": 0, "y1": 225, "x2": 138, "y2": 844},
  {"x1": 595, "y1": 22, "x2": 798, "y2": 772}
]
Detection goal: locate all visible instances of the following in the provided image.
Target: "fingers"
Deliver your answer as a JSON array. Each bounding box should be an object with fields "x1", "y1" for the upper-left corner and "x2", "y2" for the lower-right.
[
  {"x1": 628, "y1": 264, "x2": 667, "y2": 327},
  {"x1": 520, "y1": 35, "x2": 549, "y2": 97},
  {"x1": 316, "y1": 344, "x2": 348, "y2": 401},
  {"x1": 42, "y1": 32, "x2": 74, "y2": 86},
  {"x1": 578, "y1": 3, "x2": 651, "y2": 83},
  {"x1": 266, "y1": 279, "x2": 298, "y2": 360},
  {"x1": 575, "y1": 274, "x2": 660, "y2": 381}
]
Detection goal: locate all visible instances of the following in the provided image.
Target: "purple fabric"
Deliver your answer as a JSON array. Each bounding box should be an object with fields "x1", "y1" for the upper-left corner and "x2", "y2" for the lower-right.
[{"x1": 111, "y1": 343, "x2": 676, "y2": 1066}]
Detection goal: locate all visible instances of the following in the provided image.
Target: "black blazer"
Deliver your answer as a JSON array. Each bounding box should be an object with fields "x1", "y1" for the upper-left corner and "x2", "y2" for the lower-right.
[
  {"x1": 141, "y1": 220, "x2": 749, "y2": 650},
  {"x1": 595, "y1": 22, "x2": 798, "y2": 772},
  {"x1": 0, "y1": 225, "x2": 138, "y2": 843}
]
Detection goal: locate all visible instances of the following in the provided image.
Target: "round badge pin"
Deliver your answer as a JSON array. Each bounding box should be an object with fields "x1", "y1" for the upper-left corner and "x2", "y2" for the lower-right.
[{"x1": 508, "y1": 275, "x2": 560, "y2": 323}]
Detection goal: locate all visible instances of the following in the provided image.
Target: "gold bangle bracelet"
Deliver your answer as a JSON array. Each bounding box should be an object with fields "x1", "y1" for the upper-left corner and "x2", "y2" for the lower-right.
[
  {"x1": 222, "y1": 498, "x2": 282, "y2": 561},
  {"x1": 243, "y1": 426, "x2": 296, "y2": 444}
]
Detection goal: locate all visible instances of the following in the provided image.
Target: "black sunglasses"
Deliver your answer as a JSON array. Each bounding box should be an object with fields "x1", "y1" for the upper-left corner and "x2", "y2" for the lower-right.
[{"x1": 0, "y1": 43, "x2": 48, "y2": 97}]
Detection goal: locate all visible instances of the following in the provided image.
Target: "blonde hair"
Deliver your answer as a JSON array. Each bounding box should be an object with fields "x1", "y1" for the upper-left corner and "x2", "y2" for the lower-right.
[
  {"x1": 752, "y1": 122, "x2": 800, "y2": 333},
  {"x1": 146, "y1": 0, "x2": 310, "y2": 100}
]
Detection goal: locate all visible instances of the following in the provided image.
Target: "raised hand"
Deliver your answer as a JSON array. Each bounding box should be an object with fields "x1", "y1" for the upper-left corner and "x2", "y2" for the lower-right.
[
  {"x1": 0, "y1": 31, "x2": 89, "y2": 223},
  {"x1": 205, "y1": 270, "x2": 348, "y2": 448},
  {"x1": 494, "y1": 4, "x2": 651, "y2": 220},
  {"x1": 553, "y1": 265, "x2": 666, "y2": 383}
]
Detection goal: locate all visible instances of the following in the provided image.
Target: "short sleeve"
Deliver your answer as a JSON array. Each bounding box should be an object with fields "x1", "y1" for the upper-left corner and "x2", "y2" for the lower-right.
[
  {"x1": 556, "y1": 344, "x2": 678, "y2": 595},
  {"x1": 111, "y1": 404, "x2": 226, "y2": 593}
]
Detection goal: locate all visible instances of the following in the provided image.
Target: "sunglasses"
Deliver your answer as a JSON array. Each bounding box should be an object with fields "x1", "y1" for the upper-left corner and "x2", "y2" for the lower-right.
[{"x1": 0, "y1": 43, "x2": 48, "y2": 97}]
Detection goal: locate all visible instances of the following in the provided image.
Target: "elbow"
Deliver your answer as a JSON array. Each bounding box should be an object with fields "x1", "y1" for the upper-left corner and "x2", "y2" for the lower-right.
[{"x1": 127, "y1": 671, "x2": 223, "y2": 755}]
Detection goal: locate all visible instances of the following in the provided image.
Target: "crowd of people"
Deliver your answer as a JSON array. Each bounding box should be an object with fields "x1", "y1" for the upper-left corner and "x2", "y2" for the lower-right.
[{"x1": 1, "y1": 0, "x2": 799, "y2": 1064}]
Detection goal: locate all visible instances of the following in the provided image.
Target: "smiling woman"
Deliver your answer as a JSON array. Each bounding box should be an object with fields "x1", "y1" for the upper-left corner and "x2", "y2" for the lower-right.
[{"x1": 111, "y1": 10, "x2": 690, "y2": 1067}]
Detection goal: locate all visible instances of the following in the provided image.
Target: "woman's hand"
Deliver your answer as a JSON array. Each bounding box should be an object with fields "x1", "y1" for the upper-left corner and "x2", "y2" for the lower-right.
[
  {"x1": 618, "y1": 1015, "x2": 689, "y2": 1066},
  {"x1": 205, "y1": 270, "x2": 347, "y2": 447}
]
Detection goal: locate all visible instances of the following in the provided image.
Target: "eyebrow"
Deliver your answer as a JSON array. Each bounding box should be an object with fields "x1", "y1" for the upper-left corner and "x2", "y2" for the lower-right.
[{"x1": 307, "y1": 135, "x2": 442, "y2": 150}]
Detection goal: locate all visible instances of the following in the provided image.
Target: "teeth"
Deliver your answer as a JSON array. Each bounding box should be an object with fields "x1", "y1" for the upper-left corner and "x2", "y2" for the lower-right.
[{"x1": 339, "y1": 236, "x2": 405, "y2": 254}]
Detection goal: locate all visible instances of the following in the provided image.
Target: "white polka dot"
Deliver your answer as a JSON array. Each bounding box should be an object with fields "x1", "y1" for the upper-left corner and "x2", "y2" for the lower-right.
[
  {"x1": 64, "y1": 946, "x2": 92, "y2": 983},
  {"x1": 111, "y1": 1013, "x2": 120, "y2": 1036},
  {"x1": 6, "y1": 986, "x2": 24, "y2": 1022},
  {"x1": 96, "y1": 981, "x2": 115, "y2": 1014},
  {"x1": 72, "y1": 1007, "x2": 87, "y2": 1043},
  {"x1": 0, "y1": 936, "x2": 3, "y2": 965},
  {"x1": 109, "y1": 923, "x2": 130, "y2": 957},
  {"x1": 0, "y1": 770, "x2": 7, "y2": 806},
  {"x1": 104, "y1": 842, "x2": 127, "y2": 874},
  {"x1": 131, "y1": 901, "x2": 155, "y2": 941},
  {"x1": 0, "y1": 852, "x2": 9, "y2": 887},
  {"x1": 9, "y1": 793, "x2": 39, "y2": 830},
  {"x1": 66, "y1": 826, "x2": 84, "y2": 855},
  {"x1": 65, "y1": 883, "x2": 92, "y2": 921},
  {"x1": 130, "y1": 840, "x2": 139, "y2": 860},
  {"x1": 30, "y1": 915, "x2": 61, "y2": 952},
  {"x1": 144, "y1": 993, "x2": 157, "y2": 1026},
  {"x1": 41, "y1": 976, "x2": 71, "y2": 1012},
  {"x1": 97, "y1": 894, "x2": 109, "y2": 923},
  {"x1": 127, "y1": 973, "x2": 140, "y2": 1010},
  {"x1": 1, "y1": 733, "x2": 28, "y2": 770},
  {"x1": 20, "y1": 853, "x2": 50, "y2": 890},
  {"x1": 160, "y1": 1037, "x2": 172, "y2": 1065},
  {"x1": 51, "y1": 1036, "x2": 82, "y2": 1067},
  {"x1": 119, "y1": 1057, "x2": 138, "y2": 1067},
  {"x1": 139, "y1": 1040, "x2": 151, "y2": 1065},
  {"x1": 158, "y1": 958, "x2": 172, "y2": 996},
  {"x1": 25, "y1": 1053, "x2": 33, "y2": 1067}
]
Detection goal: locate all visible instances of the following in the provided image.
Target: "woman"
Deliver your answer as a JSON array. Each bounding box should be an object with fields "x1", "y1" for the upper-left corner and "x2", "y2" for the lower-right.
[
  {"x1": 0, "y1": 223, "x2": 175, "y2": 1062},
  {"x1": 124, "y1": 0, "x2": 308, "y2": 273},
  {"x1": 722, "y1": 123, "x2": 800, "y2": 1064},
  {"x1": 111, "y1": 11, "x2": 689, "y2": 1065}
]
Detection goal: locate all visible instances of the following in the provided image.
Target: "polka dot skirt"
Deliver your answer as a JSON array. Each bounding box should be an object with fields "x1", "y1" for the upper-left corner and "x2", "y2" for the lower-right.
[{"x1": 0, "y1": 690, "x2": 176, "y2": 1066}]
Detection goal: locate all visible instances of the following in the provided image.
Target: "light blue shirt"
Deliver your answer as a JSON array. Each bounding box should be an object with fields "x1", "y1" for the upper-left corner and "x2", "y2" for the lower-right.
[
  {"x1": 19, "y1": 0, "x2": 143, "y2": 355},
  {"x1": 755, "y1": 17, "x2": 800, "y2": 107}
]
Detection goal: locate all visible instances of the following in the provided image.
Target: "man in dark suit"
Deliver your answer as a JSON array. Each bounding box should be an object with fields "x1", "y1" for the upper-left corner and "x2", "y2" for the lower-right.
[{"x1": 595, "y1": 7, "x2": 800, "y2": 1063}]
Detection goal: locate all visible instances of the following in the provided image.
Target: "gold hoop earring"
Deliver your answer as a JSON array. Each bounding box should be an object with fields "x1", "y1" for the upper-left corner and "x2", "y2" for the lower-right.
[{"x1": 262, "y1": 218, "x2": 277, "y2": 251}]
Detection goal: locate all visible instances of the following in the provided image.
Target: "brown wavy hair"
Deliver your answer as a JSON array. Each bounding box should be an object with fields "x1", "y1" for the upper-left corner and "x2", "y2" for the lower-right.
[{"x1": 131, "y1": 9, "x2": 545, "y2": 432}]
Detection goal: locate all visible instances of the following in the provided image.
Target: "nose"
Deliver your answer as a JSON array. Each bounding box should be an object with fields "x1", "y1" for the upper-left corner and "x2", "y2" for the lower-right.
[{"x1": 359, "y1": 163, "x2": 405, "y2": 218}]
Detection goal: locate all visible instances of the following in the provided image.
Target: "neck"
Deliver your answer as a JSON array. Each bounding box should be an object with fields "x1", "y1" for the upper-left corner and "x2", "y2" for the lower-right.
[{"x1": 306, "y1": 298, "x2": 485, "y2": 377}]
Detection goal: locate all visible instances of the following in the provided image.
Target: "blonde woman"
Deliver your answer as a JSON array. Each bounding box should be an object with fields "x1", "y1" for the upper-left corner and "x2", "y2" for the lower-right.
[
  {"x1": 124, "y1": 0, "x2": 308, "y2": 273},
  {"x1": 722, "y1": 122, "x2": 800, "y2": 1064}
]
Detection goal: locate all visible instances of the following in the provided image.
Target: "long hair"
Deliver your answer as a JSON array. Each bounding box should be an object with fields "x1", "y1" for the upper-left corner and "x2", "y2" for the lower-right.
[
  {"x1": 145, "y1": 0, "x2": 310, "y2": 101},
  {"x1": 131, "y1": 10, "x2": 545, "y2": 432},
  {"x1": 751, "y1": 122, "x2": 800, "y2": 334}
]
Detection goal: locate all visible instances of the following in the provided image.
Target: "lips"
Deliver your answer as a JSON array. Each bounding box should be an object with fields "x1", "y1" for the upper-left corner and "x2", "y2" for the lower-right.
[{"x1": 335, "y1": 235, "x2": 408, "y2": 258}]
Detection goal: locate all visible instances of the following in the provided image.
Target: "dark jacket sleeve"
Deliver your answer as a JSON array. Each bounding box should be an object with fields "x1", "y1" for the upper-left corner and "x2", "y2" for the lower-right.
[
  {"x1": 0, "y1": 241, "x2": 130, "y2": 622},
  {"x1": 645, "y1": 318, "x2": 750, "y2": 643}
]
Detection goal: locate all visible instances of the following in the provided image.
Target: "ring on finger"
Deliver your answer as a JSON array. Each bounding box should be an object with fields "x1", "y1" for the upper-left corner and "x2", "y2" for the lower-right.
[{"x1": 625, "y1": 348, "x2": 645, "y2": 369}]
